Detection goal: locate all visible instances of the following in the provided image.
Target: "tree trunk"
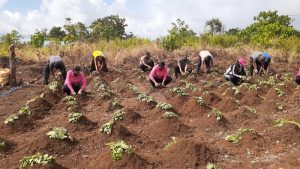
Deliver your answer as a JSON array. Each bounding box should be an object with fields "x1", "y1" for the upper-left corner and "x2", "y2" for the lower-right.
[{"x1": 9, "y1": 44, "x2": 17, "y2": 86}]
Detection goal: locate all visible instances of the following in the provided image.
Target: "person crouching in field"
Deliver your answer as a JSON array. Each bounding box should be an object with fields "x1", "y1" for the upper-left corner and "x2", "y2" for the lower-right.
[
  {"x1": 63, "y1": 66, "x2": 87, "y2": 95},
  {"x1": 296, "y1": 68, "x2": 300, "y2": 85},
  {"x1": 196, "y1": 50, "x2": 214, "y2": 73},
  {"x1": 174, "y1": 55, "x2": 191, "y2": 78},
  {"x1": 90, "y1": 50, "x2": 108, "y2": 73},
  {"x1": 43, "y1": 51, "x2": 66, "y2": 85},
  {"x1": 149, "y1": 61, "x2": 172, "y2": 88},
  {"x1": 224, "y1": 58, "x2": 247, "y2": 85},
  {"x1": 249, "y1": 51, "x2": 272, "y2": 76},
  {"x1": 140, "y1": 52, "x2": 155, "y2": 72}
]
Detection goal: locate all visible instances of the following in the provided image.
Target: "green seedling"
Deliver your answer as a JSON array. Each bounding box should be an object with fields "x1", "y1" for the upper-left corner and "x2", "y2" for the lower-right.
[
  {"x1": 274, "y1": 87, "x2": 285, "y2": 97},
  {"x1": 170, "y1": 87, "x2": 188, "y2": 96},
  {"x1": 47, "y1": 127, "x2": 73, "y2": 141},
  {"x1": 275, "y1": 103, "x2": 284, "y2": 111},
  {"x1": 225, "y1": 128, "x2": 255, "y2": 143},
  {"x1": 210, "y1": 108, "x2": 222, "y2": 121},
  {"x1": 163, "y1": 112, "x2": 178, "y2": 118},
  {"x1": 244, "y1": 106, "x2": 257, "y2": 114},
  {"x1": 26, "y1": 94, "x2": 43, "y2": 106},
  {"x1": 112, "y1": 110, "x2": 124, "y2": 122},
  {"x1": 127, "y1": 84, "x2": 140, "y2": 94},
  {"x1": 164, "y1": 136, "x2": 177, "y2": 150},
  {"x1": 48, "y1": 81, "x2": 59, "y2": 91},
  {"x1": 258, "y1": 76, "x2": 276, "y2": 86},
  {"x1": 207, "y1": 163, "x2": 219, "y2": 169},
  {"x1": 68, "y1": 113, "x2": 83, "y2": 123},
  {"x1": 156, "y1": 102, "x2": 173, "y2": 110},
  {"x1": 99, "y1": 91, "x2": 113, "y2": 99},
  {"x1": 195, "y1": 96, "x2": 204, "y2": 106},
  {"x1": 201, "y1": 80, "x2": 212, "y2": 87},
  {"x1": 19, "y1": 153, "x2": 55, "y2": 169},
  {"x1": 222, "y1": 86, "x2": 240, "y2": 95},
  {"x1": 274, "y1": 119, "x2": 300, "y2": 128},
  {"x1": 18, "y1": 106, "x2": 31, "y2": 115},
  {"x1": 100, "y1": 121, "x2": 113, "y2": 135},
  {"x1": 106, "y1": 140, "x2": 133, "y2": 161},
  {"x1": 4, "y1": 114, "x2": 19, "y2": 124},
  {"x1": 62, "y1": 96, "x2": 76, "y2": 102},
  {"x1": 111, "y1": 98, "x2": 121, "y2": 109},
  {"x1": 0, "y1": 139, "x2": 5, "y2": 148},
  {"x1": 180, "y1": 80, "x2": 197, "y2": 91},
  {"x1": 65, "y1": 101, "x2": 78, "y2": 107},
  {"x1": 137, "y1": 93, "x2": 154, "y2": 103}
]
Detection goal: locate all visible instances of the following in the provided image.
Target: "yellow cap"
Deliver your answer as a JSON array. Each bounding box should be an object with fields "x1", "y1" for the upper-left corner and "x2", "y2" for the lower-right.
[{"x1": 93, "y1": 50, "x2": 103, "y2": 58}]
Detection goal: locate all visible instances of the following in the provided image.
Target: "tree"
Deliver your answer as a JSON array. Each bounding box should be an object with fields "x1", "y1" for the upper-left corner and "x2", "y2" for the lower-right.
[
  {"x1": 205, "y1": 18, "x2": 224, "y2": 35},
  {"x1": 162, "y1": 19, "x2": 196, "y2": 51},
  {"x1": 63, "y1": 18, "x2": 89, "y2": 42},
  {"x1": 226, "y1": 28, "x2": 240, "y2": 35},
  {"x1": 30, "y1": 29, "x2": 47, "y2": 48},
  {"x1": 1, "y1": 30, "x2": 22, "y2": 45},
  {"x1": 239, "y1": 10, "x2": 297, "y2": 47},
  {"x1": 48, "y1": 26, "x2": 66, "y2": 42},
  {"x1": 90, "y1": 15, "x2": 129, "y2": 41}
]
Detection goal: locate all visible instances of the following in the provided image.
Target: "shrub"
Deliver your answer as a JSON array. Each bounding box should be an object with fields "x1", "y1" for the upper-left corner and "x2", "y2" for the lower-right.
[
  {"x1": 137, "y1": 93, "x2": 154, "y2": 103},
  {"x1": 19, "y1": 153, "x2": 55, "y2": 169},
  {"x1": 100, "y1": 121, "x2": 113, "y2": 135},
  {"x1": 47, "y1": 127, "x2": 73, "y2": 141},
  {"x1": 156, "y1": 102, "x2": 173, "y2": 110},
  {"x1": 112, "y1": 110, "x2": 124, "y2": 122},
  {"x1": 68, "y1": 113, "x2": 83, "y2": 123}
]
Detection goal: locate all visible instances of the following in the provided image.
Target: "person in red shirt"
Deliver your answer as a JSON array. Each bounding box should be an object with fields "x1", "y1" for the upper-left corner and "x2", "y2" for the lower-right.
[
  {"x1": 149, "y1": 61, "x2": 172, "y2": 88},
  {"x1": 296, "y1": 68, "x2": 300, "y2": 85},
  {"x1": 63, "y1": 66, "x2": 87, "y2": 95}
]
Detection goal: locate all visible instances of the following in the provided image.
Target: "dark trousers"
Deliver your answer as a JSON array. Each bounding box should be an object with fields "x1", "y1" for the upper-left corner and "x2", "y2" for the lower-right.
[
  {"x1": 43, "y1": 61, "x2": 66, "y2": 84},
  {"x1": 90, "y1": 58, "x2": 108, "y2": 72},
  {"x1": 63, "y1": 83, "x2": 81, "y2": 95},
  {"x1": 174, "y1": 66, "x2": 192, "y2": 78},
  {"x1": 264, "y1": 58, "x2": 271, "y2": 70},
  {"x1": 249, "y1": 57, "x2": 262, "y2": 76},
  {"x1": 140, "y1": 61, "x2": 154, "y2": 72},
  {"x1": 195, "y1": 56, "x2": 212, "y2": 73},
  {"x1": 149, "y1": 76, "x2": 172, "y2": 87},
  {"x1": 296, "y1": 76, "x2": 300, "y2": 85},
  {"x1": 225, "y1": 75, "x2": 241, "y2": 86}
]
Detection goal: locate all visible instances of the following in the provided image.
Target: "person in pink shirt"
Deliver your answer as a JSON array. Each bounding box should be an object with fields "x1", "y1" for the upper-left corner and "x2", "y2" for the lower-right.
[
  {"x1": 296, "y1": 68, "x2": 300, "y2": 85},
  {"x1": 63, "y1": 66, "x2": 87, "y2": 95},
  {"x1": 149, "y1": 61, "x2": 172, "y2": 88}
]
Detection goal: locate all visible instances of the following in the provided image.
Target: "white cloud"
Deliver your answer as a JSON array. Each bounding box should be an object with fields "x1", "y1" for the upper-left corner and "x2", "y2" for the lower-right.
[
  {"x1": 0, "y1": 0, "x2": 7, "y2": 7},
  {"x1": 0, "y1": 0, "x2": 300, "y2": 39}
]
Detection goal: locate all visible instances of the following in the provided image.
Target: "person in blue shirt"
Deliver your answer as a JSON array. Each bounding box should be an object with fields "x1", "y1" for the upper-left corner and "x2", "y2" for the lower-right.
[{"x1": 249, "y1": 51, "x2": 272, "y2": 76}]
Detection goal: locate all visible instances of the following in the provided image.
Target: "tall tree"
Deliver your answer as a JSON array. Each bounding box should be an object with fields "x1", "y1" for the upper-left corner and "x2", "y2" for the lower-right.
[
  {"x1": 90, "y1": 15, "x2": 129, "y2": 41},
  {"x1": 1, "y1": 30, "x2": 22, "y2": 45},
  {"x1": 205, "y1": 18, "x2": 224, "y2": 35},
  {"x1": 64, "y1": 18, "x2": 89, "y2": 42},
  {"x1": 48, "y1": 26, "x2": 66, "y2": 42},
  {"x1": 30, "y1": 29, "x2": 47, "y2": 48}
]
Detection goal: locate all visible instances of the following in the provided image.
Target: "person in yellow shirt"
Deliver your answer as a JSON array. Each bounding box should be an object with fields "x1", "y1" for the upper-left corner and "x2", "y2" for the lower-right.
[{"x1": 90, "y1": 50, "x2": 108, "y2": 73}]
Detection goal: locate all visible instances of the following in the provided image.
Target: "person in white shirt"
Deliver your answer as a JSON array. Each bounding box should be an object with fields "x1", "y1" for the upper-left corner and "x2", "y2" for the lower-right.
[{"x1": 196, "y1": 50, "x2": 214, "y2": 73}]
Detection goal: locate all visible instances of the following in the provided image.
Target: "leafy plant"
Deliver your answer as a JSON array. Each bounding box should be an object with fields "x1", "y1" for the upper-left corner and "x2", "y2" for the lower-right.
[
  {"x1": 211, "y1": 108, "x2": 222, "y2": 121},
  {"x1": 48, "y1": 81, "x2": 59, "y2": 91},
  {"x1": 111, "y1": 98, "x2": 121, "y2": 109},
  {"x1": 18, "y1": 106, "x2": 31, "y2": 115},
  {"x1": 195, "y1": 96, "x2": 204, "y2": 106},
  {"x1": 47, "y1": 127, "x2": 73, "y2": 141},
  {"x1": 207, "y1": 163, "x2": 219, "y2": 169},
  {"x1": 137, "y1": 93, "x2": 154, "y2": 103},
  {"x1": 62, "y1": 96, "x2": 76, "y2": 102},
  {"x1": 181, "y1": 80, "x2": 197, "y2": 91},
  {"x1": 201, "y1": 80, "x2": 212, "y2": 88},
  {"x1": 0, "y1": 139, "x2": 5, "y2": 148},
  {"x1": 170, "y1": 87, "x2": 188, "y2": 96},
  {"x1": 164, "y1": 112, "x2": 178, "y2": 118},
  {"x1": 106, "y1": 140, "x2": 133, "y2": 161},
  {"x1": 156, "y1": 102, "x2": 173, "y2": 110},
  {"x1": 65, "y1": 100, "x2": 78, "y2": 107},
  {"x1": 127, "y1": 83, "x2": 140, "y2": 94},
  {"x1": 68, "y1": 113, "x2": 83, "y2": 123},
  {"x1": 164, "y1": 136, "x2": 177, "y2": 150},
  {"x1": 4, "y1": 114, "x2": 19, "y2": 124},
  {"x1": 275, "y1": 103, "x2": 284, "y2": 111},
  {"x1": 100, "y1": 121, "x2": 113, "y2": 135},
  {"x1": 258, "y1": 76, "x2": 276, "y2": 86},
  {"x1": 225, "y1": 128, "x2": 255, "y2": 143},
  {"x1": 274, "y1": 119, "x2": 300, "y2": 128},
  {"x1": 112, "y1": 110, "x2": 124, "y2": 122},
  {"x1": 19, "y1": 153, "x2": 55, "y2": 169},
  {"x1": 274, "y1": 87, "x2": 285, "y2": 97}
]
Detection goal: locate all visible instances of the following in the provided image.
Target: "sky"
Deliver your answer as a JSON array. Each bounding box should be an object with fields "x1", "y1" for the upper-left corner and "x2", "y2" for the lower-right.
[{"x1": 0, "y1": 0, "x2": 300, "y2": 39}]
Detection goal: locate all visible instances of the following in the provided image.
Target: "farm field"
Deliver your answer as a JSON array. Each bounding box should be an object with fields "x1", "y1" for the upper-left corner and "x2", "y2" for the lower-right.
[{"x1": 0, "y1": 51, "x2": 300, "y2": 169}]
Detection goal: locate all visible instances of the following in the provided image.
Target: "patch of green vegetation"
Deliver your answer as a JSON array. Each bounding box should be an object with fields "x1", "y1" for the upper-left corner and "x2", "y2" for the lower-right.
[
  {"x1": 48, "y1": 81, "x2": 60, "y2": 91},
  {"x1": 127, "y1": 83, "x2": 140, "y2": 94},
  {"x1": 210, "y1": 108, "x2": 222, "y2": 121},
  {"x1": 18, "y1": 106, "x2": 31, "y2": 115},
  {"x1": 164, "y1": 136, "x2": 177, "y2": 150},
  {"x1": 258, "y1": 76, "x2": 276, "y2": 86},
  {"x1": 170, "y1": 87, "x2": 188, "y2": 96},
  {"x1": 62, "y1": 96, "x2": 76, "y2": 102},
  {"x1": 163, "y1": 112, "x2": 179, "y2": 118},
  {"x1": 111, "y1": 98, "x2": 121, "y2": 109},
  {"x1": 274, "y1": 87, "x2": 285, "y2": 97},
  {"x1": 68, "y1": 113, "x2": 83, "y2": 123},
  {"x1": 106, "y1": 140, "x2": 133, "y2": 161},
  {"x1": 112, "y1": 110, "x2": 124, "y2": 122},
  {"x1": 0, "y1": 139, "x2": 5, "y2": 148},
  {"x1": 195, "y1": 96, "x2": 204, "y2": 106},
  {"x1": 225, "y1": 128, "x2": 255, "y2": 143},
  {"x1": 207, "y1": 163, "x2": 219, "y2": 169},
  {"x1": 100, "y1": 121, "x2": 113, "y2": 135},
  {"x1": 156, "y1": 102, "x2": 173, "y2": 110},
  {"x1": 4, "y1": 114, "x2": 19, "y2": 124},
  {"x1": 274, "y1": 119, "x2": 300, "y2": 128},
  {"x1": 275, "y1": 103, "x2": 284, "y2": 111},
  {"x1": 47, "y1": 127, "x2": 73, "y2": 141},
  {"x1": 19, "y1": 153, "x2": 55, "y2": 169},
  {"x1": 180, "y1": 80, "x2": 197, "y2": 91},
  {"x1": 137, "y1": 93, "x2": 154, "y2": 103}
]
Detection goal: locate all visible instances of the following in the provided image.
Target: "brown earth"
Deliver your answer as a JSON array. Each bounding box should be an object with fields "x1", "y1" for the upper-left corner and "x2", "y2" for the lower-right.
[{"x1": 0, "y1": 51, "x2": 300, "y2": 169}]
